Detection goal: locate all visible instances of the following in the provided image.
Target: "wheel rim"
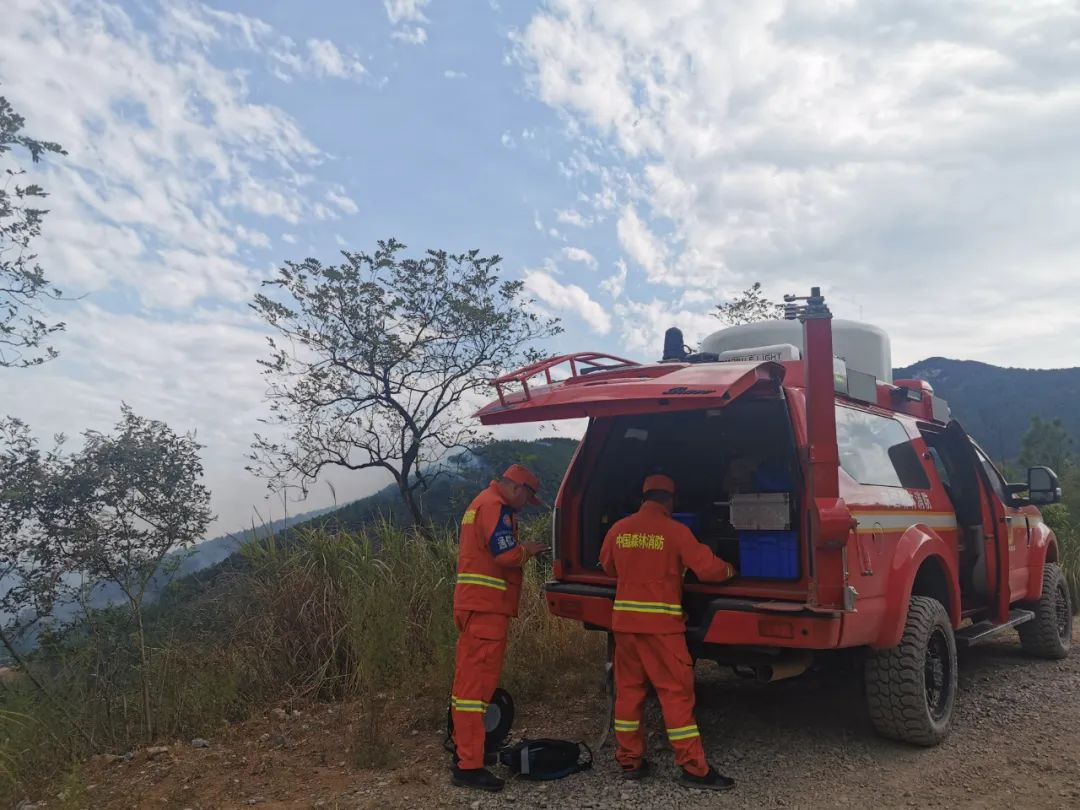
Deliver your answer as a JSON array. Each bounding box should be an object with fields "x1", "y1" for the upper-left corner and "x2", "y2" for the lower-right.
[
  {"x1": 924, "y1": 627, "x2": 952, "y2": 721},
  {"x1": 1055, "y1": 582, "x2": 1072, "y2": 644},
  {"x1": 484, "y1": 702, "x2": 501, "y2": 733}
]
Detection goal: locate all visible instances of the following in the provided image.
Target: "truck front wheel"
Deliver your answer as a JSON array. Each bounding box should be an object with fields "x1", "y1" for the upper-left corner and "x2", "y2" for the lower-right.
[
  {"x1": 1018, "y1": 563, "x2": 1072, "y2": 660},
  {"x1": 865, "y1": 595, "x2": 957, "y2": 746}
]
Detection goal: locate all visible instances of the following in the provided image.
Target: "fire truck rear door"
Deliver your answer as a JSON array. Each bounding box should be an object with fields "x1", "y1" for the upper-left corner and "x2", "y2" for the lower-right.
[{"x1": 475, "y1": 362, "x2": 785, "y2": 425}]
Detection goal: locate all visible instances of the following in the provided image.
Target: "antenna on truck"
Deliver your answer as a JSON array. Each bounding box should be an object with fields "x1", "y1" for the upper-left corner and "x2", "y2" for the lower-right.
[{"x1": 782, "y1": 286, "x2": 832, "y2": 322}]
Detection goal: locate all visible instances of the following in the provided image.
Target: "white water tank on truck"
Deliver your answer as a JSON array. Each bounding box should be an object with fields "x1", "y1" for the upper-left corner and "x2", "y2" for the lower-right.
[{"x1": 699, "y1": 319, "x2": 893, "y2": 383}]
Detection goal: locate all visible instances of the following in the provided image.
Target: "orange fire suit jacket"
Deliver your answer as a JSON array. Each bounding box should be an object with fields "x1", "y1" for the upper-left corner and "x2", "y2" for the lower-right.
[
  {"x1": 453, "y1": 482, "x2": 532, "y2": 617},
  {"x1": 599, "y1": 501, "x2": 735, "y2": 634}
]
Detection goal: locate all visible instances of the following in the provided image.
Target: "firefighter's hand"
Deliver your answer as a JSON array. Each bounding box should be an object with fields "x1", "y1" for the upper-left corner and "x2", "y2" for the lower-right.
[{"x1": 522, "y1": 541, "x2": 550, "y2": 559}]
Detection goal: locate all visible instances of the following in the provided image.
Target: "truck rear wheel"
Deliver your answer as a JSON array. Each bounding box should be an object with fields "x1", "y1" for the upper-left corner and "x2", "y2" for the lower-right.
[
  {"x1": 1018, "y1": 563, "x2": 1072, "y2": 660},
  {"x1": 865, "y1": 595, "x2": 957, "y2": 746}
]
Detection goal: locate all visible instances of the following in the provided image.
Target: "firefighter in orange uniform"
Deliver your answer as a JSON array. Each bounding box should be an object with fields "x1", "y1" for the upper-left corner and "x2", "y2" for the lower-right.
[
  {"x1": 600, "y1": 474, "x2": 737, "y2": 791},
  {"x1": 449, "y1": 464, "x2": 548, "y2": 792}
]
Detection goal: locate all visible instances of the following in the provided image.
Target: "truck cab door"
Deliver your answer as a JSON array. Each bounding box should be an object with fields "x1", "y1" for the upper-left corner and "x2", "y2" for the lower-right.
[
  {"x1": 940, "y1": 421, "x2": 1011, "y2": 623},
  {"x1": 971, "y1": 445, "x2": 1032, "y2": 604}
]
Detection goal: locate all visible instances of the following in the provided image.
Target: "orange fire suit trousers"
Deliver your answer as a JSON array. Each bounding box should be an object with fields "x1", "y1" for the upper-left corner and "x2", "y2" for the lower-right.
[
  {"x1": 450, "y1": 611, "x2": 509, "y2": 770},
  {"x1": 613, "y1": 631, "x2": 709, "y2": 777}
]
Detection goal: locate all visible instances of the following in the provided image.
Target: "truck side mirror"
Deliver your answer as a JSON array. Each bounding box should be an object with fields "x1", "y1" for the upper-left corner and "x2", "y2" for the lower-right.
[{"x1": 1027, "y1": 466, "x2": 1062, "y2": 505}]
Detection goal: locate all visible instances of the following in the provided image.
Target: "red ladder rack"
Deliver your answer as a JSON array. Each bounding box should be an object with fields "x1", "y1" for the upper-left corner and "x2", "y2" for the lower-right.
[{"x1": 491, "y1": 352, "x2": 640, "y2": 406}]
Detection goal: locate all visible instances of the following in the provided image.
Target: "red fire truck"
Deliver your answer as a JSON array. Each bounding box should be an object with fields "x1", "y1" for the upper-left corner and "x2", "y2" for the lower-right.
[{"x1": 475, "y1": 287, "x2": 1071, "y2": 745}]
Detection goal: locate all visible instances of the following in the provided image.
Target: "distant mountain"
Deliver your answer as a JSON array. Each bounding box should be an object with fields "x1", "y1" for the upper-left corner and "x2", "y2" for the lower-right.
[
  {"x1": 304, "y1": 437, "x2": 581, "y2": 533},
  {"x1": 894, "y1": 357, "x2": 1080, "y2": 462},
  {"x1": 0, "y1": 503, "x2": 340, "y2": 647},
  {"x1": 173, "y1": 503, "x2": 339, "y2": 578}
]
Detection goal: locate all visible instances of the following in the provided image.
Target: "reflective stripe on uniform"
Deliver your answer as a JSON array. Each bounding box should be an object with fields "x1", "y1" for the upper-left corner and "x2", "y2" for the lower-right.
[
  {"x1": 614, "y1": 719, "x2": 640, "y2": 732},
  {"x1": 462, "y1": 509, "x2": 477, "y2": 525},
  {"x1": 666, "y1": 724, "x2": 700, "y2": 741},
  {"x1": 451, "y1": 696, "x2": 487, "y2": 713},
  {"x1": 612, "y1": 599, "x2": 683, "y2": 615},
  {"x1": 456, "y1": 572, "x2": 508, "y2": 591}
]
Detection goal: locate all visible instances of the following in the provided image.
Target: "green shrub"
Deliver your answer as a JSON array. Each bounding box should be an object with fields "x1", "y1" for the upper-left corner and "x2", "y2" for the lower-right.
[{"x1": 1044, "y1": 504, "x2": 1080, "y2": 613}]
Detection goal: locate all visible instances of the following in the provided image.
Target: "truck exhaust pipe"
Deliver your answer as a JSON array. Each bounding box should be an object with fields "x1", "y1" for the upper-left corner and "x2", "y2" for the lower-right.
[{"x1": 732, "y1": 652, "x2": 812, "y2": 684}]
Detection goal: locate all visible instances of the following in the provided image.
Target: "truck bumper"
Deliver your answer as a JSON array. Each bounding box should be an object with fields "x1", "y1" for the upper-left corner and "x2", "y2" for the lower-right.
[
  {"x1": 698, "y1": 607, "x2": 842, "y2": 648},
  {"x1": 544, "y1": 582, "x2": 843, "y2": 649}
]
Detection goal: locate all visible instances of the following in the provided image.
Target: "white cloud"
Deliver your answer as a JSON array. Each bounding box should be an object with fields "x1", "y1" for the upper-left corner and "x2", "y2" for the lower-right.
[
  {"x1": 520, "y1": 2, "x2": 1080, "y2": 367},
  {"x1": 235, "y1": 225, "x2": 271, "y2": 249},
  {"x1": 167, "y1": 3, "x2": 368, "y2": 83},
  {"x1": 384, "y1": 0, "x2": 430, "y2": 24},
  {"x1": 614, "y1": 298, "x2": 720, "y2": 357},
  {"x1": 0, "y1": 0, "x2": 377, "y2": 532},
  {"x1": 679, "y1": 289, "x2": 714, "y2": 306},
  {"x1": 524, "y1": 270, "x2": 611, "y2": 335},
  {"x1": 312, "y1": 203, "x2": 339, "y2": 221},
  {"x1": 307, "y1": 38, "x2": 366, "y2": 80},
  {"x1": 600, "y1": 258, "x2": 628, "y2": 298},
  {"x1": 385, "y1": 0, "x2": 431, "y2": 44},
  {"x1": 0, "y1": 0, "x2": 352, "y2": 312},
  {"x1": 560, "y1": 246, "x2": 597, "y2": 270},
  {"x1": 501, "y1": 131, "x2": 516, "y2": 149},
  {"x1": 444, "y1": 69, "x2": 467, "y2": 80},
  {"x1": 326, "y1": 188, "x2": 360, "y2": 215},
  {"x1": 616, "y1": 206, "x2": 671, "y2": 284},
  {"x1": 556, "y1": 208, "x2": 591, "y2": 228},
  {"x1": 392, "y1": 26, "x2": 428, "y2": 45}
]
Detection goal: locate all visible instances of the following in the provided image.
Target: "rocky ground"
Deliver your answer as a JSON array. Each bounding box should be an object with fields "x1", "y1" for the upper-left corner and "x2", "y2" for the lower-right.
[{"x1": 29, "y1": 627, "x2": 1080, "y2": 809}]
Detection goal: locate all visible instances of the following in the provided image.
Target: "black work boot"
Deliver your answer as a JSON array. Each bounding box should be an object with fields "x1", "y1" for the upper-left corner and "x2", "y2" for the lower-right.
[
  {"x1": 621, "y1": 759, "x2": 651, "y2": 780},
  {"x1": 680, "y1": 766, "x2": 735, "y2": 791},
  {"x1": 451, "y1": 766, "x2": 505, "y2": 792}
]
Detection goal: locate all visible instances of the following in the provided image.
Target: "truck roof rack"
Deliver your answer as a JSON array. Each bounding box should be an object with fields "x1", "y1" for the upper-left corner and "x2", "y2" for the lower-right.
[{"x1": 491, "y1": 352, "x2": 640, "y2": 406}]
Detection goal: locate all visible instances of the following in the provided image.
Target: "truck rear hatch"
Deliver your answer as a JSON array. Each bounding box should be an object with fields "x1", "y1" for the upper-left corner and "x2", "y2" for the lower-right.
[{"x1": 475, "y1": 357, "x2": 786, "y2": 424}]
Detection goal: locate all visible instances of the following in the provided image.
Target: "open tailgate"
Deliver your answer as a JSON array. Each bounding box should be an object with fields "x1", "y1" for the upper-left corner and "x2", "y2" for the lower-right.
[{"x1": 476, "y1": 354, "x2": 786, "y2": 425}]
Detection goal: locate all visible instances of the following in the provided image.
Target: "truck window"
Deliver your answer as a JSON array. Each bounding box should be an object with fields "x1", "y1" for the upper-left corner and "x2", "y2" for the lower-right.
[
  {"x1": 972, "y1": 445, "x2": 1007, "y2": 501},
  {"x1": 926, "y1": 447, "x2": 951, "y2": 488},
  {"x1": 835, "y1": 406, "x2": 930, "y2": 489}
]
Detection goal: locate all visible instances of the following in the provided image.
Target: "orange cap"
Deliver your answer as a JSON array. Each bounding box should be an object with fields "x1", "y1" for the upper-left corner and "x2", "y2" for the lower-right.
[
  {"x1": 503, "y1": 464, "x2": 541, "y2": 505},
  {"x1": 642, "y1": 474, "x2": 676, "y2": 495}
]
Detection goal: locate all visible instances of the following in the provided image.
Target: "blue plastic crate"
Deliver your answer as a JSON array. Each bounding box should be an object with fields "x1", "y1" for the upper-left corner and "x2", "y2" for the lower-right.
[{"x1": 738, "y1": 530, "x2": 799, "y2": 579}]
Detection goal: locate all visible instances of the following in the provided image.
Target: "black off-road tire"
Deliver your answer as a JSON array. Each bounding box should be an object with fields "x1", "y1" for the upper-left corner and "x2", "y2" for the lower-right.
[
  {"x1": 865, "y1": 595, "x2": 957, "y2": 746},
  {"x1": 1018, "y1": 563, "x2": 1073, "y2": 660}
]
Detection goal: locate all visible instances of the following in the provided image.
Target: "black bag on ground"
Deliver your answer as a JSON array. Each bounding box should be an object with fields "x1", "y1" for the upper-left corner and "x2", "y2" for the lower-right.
[{"x1": 498, "y1": 738, "x2": 593, "y2": 781}]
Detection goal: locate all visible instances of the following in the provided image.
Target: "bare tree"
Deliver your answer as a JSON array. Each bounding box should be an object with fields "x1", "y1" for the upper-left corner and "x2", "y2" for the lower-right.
[
  {"x1": 48, "y1": 406, "x2": 213, "y2": 741},
  {"x1": 0, "y1": 94, "x2": 66, "y2": 367},
  {"x1": 714, "y1": 281, "x2": 784, "y2": 326},
  {"x1": 249, "y1": 238, "x2": 561, "y2": 525}
]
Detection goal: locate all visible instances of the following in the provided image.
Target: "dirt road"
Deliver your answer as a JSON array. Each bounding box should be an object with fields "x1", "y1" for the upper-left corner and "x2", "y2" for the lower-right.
[{"x1": 70, "y1": 628, "x2": 1080, "y2": 809}]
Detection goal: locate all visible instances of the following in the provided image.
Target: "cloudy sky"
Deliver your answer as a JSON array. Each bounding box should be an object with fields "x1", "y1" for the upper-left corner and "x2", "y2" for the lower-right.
[{"x1": 3, "y1": 0, "x2": 1080, "y2": 535}]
